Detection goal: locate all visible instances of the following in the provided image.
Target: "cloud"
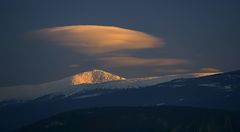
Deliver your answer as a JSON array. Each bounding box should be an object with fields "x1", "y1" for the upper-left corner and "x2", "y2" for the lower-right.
[
  {"x1": 68, "y1": 64, "x2": 80, "y2": 68},
  {"x1": 33, "y1": 25, "x2": 163, "y2": 54},
  {"x1": 98, "y1": 56, "x2": 188, "y2": 67},
  {"x1": 155, "y1": 68, "x2": 190, "y2": 74},
  {"x1": 193, "y1": 68, "x2": 222, "y2": 77},
  {"x1": 31, "y1": 25, "x2": 188, "y2": 73},
  {"x1": 198, "y1": 68, "x2": 222, "y2": 73}
]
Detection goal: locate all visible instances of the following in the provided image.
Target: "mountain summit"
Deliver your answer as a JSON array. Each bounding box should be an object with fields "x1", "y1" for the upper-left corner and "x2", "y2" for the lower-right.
[{"x1": 71, "y1": 69, "x2": 126, "y2": 85}]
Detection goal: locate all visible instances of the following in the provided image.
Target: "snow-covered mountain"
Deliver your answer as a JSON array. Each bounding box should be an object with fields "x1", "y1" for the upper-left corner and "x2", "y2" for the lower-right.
[
  {"x1": 0, "y1": 69, "x2": 193, "y2": 102},
  {"x1": 1, "y1": 70, "x2": 240, "y2": 132},
  {"x1": 71, "y1": 69, "x2": 126, "y2": 85}
]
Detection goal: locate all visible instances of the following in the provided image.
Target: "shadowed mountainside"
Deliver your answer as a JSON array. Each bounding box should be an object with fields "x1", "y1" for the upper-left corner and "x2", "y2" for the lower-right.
[{"x1": 16, "y1": 106, "x2": 240, "y2": 132}]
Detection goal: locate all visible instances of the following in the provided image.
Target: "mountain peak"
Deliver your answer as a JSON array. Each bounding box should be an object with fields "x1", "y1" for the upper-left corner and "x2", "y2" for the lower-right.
[{"x1": 71, "y1": 69, "x2": 126, "y2": 85}]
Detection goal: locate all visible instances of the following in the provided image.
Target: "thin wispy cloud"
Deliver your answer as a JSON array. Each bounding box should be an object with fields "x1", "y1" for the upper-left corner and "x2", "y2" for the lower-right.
[
  {"x1": 68, "y1": 64, "x2": 80, "y2": 68},
  {"x1": 193, "y1": 68, "x2": 222, "y2": 77},
  {"x1": 155, "y1": 68, "x2": 190, "y2": 74},
  {"x1": 99, "y1": 56, "x2": 188, "y2": 67}
]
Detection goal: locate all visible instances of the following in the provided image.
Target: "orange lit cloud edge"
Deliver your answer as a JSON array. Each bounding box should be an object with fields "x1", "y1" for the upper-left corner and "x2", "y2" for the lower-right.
[{"x1": 33, "y1": 25, "x2": 163, "y2": 54}]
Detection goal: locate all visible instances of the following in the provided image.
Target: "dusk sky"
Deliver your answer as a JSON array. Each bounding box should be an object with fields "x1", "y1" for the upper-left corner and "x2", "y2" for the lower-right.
[{"x1": 0, "y1": 0, "x2": 240, "y2": 86}]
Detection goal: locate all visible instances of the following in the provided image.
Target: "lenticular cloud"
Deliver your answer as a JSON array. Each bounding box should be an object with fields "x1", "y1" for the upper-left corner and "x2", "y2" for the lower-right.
[{"x1": 33, "y1": 25, "x2": 163, "y2": 54}]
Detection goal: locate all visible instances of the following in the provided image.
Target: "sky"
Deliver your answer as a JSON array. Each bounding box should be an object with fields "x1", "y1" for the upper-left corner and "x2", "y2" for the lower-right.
[{"x1": 0, "y1": 0, "x2": 240, "y2": 86}]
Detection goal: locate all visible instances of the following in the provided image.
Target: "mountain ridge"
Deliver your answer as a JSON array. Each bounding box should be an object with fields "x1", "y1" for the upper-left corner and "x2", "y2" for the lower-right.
[
  {"x1": 1, "y1": 70, "x2": 240, "y2": 132},
  {"x1": 71, "y1": 69, "x2": 126, "y2": 85},
  {"x1": 0, "y1": 69, "x2": 191, "y2": 102}
]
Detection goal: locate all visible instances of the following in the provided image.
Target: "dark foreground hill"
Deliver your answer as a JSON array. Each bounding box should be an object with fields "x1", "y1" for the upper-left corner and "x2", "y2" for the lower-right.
[{"x1": 17, "y1": 106, "x2": 240, "y2": 132}]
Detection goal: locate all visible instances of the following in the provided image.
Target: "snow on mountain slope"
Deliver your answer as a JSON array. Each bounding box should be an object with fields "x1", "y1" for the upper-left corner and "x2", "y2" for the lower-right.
[
  {"x1": 0, "y1": 69, "x2": 193, "y2": 102},
  {"x1": 85, "y1": 74, "x2": 194, "y2": 90},
  {"x1": 71, "y1": 69, "x2": 126, "y2": 85},
  {"x1": 0, "y1": 69, "x2": 123, "y2": 102}
]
